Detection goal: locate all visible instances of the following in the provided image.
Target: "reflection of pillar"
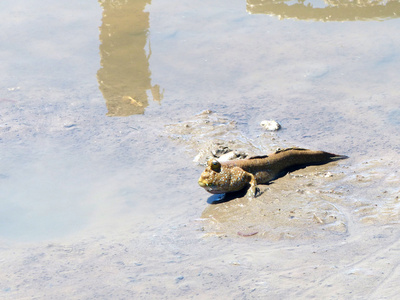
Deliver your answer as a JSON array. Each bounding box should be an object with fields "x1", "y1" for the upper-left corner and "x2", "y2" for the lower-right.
[
  {"x1": 97, "y1": 0, "x2": 163, "y2": 116},
  {"x1": 247, "y1": 0, "x2": 400, "y2": 21}
]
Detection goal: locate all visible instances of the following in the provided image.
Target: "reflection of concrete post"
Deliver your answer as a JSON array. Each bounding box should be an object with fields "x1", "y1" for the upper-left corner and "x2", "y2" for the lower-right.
[
  {"x1": 247, "y1": 0, "x2": 400, "y2": 21},
  {"x1": 97, "y1": 0, "x2": 163, "y2": 116}
]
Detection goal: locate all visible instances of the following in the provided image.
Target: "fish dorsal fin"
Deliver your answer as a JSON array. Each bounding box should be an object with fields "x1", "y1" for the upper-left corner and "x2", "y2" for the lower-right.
[
  {"x1": 248, "y1": 148, "x2": 308, "y2": 159},
  {"x1": 248, "y1": 155, "x2": 269, "y2": 159},
  {"x1": 274, "y1": 147, "x2": 307, "y2": 154}
]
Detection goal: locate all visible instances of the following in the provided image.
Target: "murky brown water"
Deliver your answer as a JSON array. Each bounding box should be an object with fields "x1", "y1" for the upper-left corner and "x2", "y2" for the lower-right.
[{"x1": 0, "y1": 0, "x2": 399, "y2": 298}]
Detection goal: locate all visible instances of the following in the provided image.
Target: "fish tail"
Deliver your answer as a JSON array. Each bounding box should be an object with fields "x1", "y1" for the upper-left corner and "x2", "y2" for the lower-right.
[{"x1": 326, "y1": 152, "x2": 349, "y2": 161}]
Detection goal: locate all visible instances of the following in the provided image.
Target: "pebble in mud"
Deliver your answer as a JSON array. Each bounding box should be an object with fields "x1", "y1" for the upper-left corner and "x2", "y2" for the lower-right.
[
  {"x1": 218, "y1": 150, "x2": 247, "y2": 162},
  {"x1": 260, "y1": 120, "x2": 281, "y2": 131}
]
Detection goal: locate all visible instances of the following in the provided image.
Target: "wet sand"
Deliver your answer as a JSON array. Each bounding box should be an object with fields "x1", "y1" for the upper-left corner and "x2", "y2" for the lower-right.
[{"x1": 1, "y1": 0, "x2": 400, "y2": 299}]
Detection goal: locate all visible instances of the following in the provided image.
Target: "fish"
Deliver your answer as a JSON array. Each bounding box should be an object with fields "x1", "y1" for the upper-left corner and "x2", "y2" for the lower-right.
[{"x1": 198, "y1": 147, "x2": 347, "y2": 197}]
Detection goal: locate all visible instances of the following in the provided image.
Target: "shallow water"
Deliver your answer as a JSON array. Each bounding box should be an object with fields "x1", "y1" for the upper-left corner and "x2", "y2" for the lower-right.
[{"x1": 0, "y1": 0, "x2": 400, "y2": 298}]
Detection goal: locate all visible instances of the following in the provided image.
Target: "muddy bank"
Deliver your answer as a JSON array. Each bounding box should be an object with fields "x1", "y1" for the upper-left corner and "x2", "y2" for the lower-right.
[{"x1": 167, "y1": 111, "x2": 399, "y2": 241}]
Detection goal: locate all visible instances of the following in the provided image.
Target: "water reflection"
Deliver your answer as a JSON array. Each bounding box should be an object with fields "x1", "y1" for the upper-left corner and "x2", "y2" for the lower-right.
[
  {"x1": 97, "y1": 0, "x2": 163, "y2": 116},
  {"x1": 247, "y1": 0, "x2": 400, "y2": 21}
]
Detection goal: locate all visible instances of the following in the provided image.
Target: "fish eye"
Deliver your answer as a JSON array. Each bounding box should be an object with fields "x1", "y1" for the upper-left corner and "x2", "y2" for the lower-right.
[{"x1": 210, "y1": 159, "x2": 221, "y2": 172}]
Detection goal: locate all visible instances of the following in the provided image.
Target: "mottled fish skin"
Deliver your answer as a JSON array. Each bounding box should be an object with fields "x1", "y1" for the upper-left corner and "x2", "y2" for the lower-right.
[{"x1": 198, "y1": 147, "x2": 346, "y2": 197}]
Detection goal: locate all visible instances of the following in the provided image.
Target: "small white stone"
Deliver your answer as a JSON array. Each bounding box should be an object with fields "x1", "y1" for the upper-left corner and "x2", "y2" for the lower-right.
[
  {"x1": 218, "y1": 150, "x2": 247, "y2": 162},
  {"x1": 260, "y1": 120, "x2": 281, "y2": 131},
  {"x1": 218, "y1": 151, "x2": 238, "y2": 162}
]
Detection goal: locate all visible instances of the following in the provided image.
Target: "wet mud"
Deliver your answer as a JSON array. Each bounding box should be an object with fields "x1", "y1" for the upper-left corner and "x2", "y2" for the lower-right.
[{"x1": 168, "y1": 111, "x2": 351, "y2": 240}]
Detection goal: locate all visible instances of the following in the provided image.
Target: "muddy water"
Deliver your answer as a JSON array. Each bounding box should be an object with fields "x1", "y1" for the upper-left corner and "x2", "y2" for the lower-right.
[{"x1": 1, "y1": 0, "x2": 400, "y2": 298}]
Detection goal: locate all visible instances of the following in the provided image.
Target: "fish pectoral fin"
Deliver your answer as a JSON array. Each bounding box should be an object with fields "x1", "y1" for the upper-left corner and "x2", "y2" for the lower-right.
[{"x1": 246, "y1": 173, "x2": 258, "y2": 199}]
